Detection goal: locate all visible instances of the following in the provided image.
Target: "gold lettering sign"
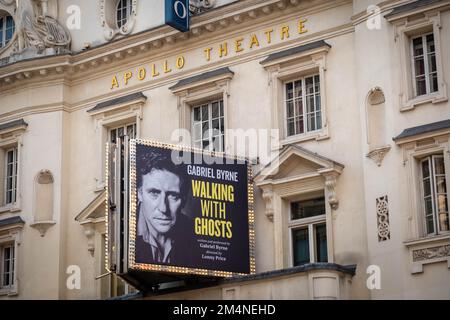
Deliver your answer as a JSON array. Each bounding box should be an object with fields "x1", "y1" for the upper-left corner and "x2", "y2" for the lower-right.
[{"x1": 110, "y1": 18, "x2": 308, "y2": 89}]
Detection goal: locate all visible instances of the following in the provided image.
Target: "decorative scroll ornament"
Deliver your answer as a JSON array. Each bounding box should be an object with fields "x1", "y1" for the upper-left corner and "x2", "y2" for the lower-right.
[
  {"x1": 367, "y1": 145, "x2": 391, "y2": 167},
  {"x1": 262, "y1": 189, "x2": 274, "y2": 221},
  {"x1": 376, "y1": 196, "x2": 390, "y2": 242},
  {"x1": 189, "y1": 0, "x2": 216, "y2": 14},
  {"x1": 100, "y1": 0, "x2": 138, "y2": 41},
  {"x1": 13, "y1": 0, "x2": 71, "y2": 54}
]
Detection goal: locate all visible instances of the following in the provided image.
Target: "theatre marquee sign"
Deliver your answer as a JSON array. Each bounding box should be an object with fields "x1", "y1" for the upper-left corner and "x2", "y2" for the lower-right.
[{"x1": 109, "y1": 17, "x2": 309, "y2": 89}]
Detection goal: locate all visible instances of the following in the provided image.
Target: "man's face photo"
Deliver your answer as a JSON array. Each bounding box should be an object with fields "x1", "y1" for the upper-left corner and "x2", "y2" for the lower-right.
[{"x1": 138, "y1": 169, "x2": 182, "y2": 235}]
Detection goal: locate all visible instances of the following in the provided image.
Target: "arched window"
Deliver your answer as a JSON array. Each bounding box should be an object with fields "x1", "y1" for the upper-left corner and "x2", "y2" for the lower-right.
[
  {"x1": 0, "y1": 13, "x2": 15, "y2": 49},
  {"x1": 116, "y1": 0, "x2": 132, "y2": 29}
]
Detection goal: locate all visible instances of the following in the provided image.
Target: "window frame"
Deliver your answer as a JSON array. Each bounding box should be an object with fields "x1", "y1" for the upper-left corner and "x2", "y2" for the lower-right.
[
  {"x1": 261, "y1": 44, "x2": 330, "y2": 147},
  {"x1": 419, "y1": 154, "x2": 449, "y2": 236},
  {"x1": 191, "y1": 99, "x2": 225, "y2": 152},
  {"x1": 0, "y1": 14, "x2": 15, "y2": 49},
  {"x1": 390, "y1": 12, "x2": 447, "y2": 111},
  {"x1": 284, "y1": 74, "x2": 322, "y2": 138},
  {"x1": 116, "y1": 0, "x2": 132, "y2": 29},
  {"x1": 0, "y1": 242, "x2": 15, "y2": 290},
  {"x1": 4, "y1": 147, "x2": 18, "y2": 206},
  {"x1": 89, "y1": 96, "x2": 144, "y2": 192},
  {"x1": 410, "y1": 32, "x2": 437, "y2": 98},
  {"x1": 288, "y1": 197, "x2": 327, "y2": 266}
]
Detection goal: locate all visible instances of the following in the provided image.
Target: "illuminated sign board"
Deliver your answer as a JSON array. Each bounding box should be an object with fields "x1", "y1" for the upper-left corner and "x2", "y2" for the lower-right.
[
  {"x1": 106, "y1": 138, "x2": 255, "y2": 285},
  {"x1": 165, "y1": 0, "x2": 190, "y2": 33}
]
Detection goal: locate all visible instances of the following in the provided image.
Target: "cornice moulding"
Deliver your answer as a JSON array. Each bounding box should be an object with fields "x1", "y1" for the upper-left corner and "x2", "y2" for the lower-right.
[{"x1": 0, "y1": 0, "x2": 351, "y2": 89}]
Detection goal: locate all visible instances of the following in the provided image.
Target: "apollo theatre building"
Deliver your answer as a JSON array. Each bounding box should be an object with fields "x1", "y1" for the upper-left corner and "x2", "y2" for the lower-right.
[{"x1": 0, "y1": 0, "x2": 449, "y2": 300}]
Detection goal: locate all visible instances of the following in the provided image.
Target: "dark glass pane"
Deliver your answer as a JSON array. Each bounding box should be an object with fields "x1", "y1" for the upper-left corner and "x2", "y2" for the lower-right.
[
  {"x1": 414, "y1": 57, "x2": 425, "y2": 76},
  {"x1": 286, "y1": 82, "x2": 293, "y2": 100},
  {"x1": 212, "y1": 119, "x2": 220, "y2": 131},
  {"x1": 315, "y1": 224, "x2": 328, "y2": 262},
  {"x1": 292, "y1": 228, "x2": 310, "y2": 266},
  {"x1": 4, "y1": 247, "x2": 10, "y2": 260},
  {"x1": 423, "y1": 178, "x2": 431, "y2": 197},
  {"x1": 426, "y1": 34, "x2": 435, "y2": 52},
  {"x1": 434, "y1": 157, "x2": 445, "y2": 175},
  {"x1": 296, "y1": 116, "x2": 304, "y2": 134},
  {"x1": 202, "y1": 140, "x2": 209, "y2": 150},
  {"x1": 219, "y1": 118, "x2": 224, "y2": 134},
  {"x1": 287, "y1": 118, "x2": 295, "y2": 136},
  {"x1": 118, "y1": 127, "x2": 124, "y2": 138},
  {"x1": 413, "y1": 37, "x2": 423, "y2": 56},
  {"x1": 0, "y1": 30, "x2": 3, "y2": 47},
  {"x1": 7, "y1": 150, "x2": 13, "y2": 163},
  {"x1": 5, "y1": 27, "x2": 13, "y2": 42},
  {"x1": 307, "y1": 114, "x2": 315, "y2": 132},
  {"x1": 291, "y1": 197, "x2": 326, "y2": 220},
  {"x1": 6, "y1": 16, "x2": 13, "y2": 28},
  {"x1": 314, "y1": 75, "x2": 320, "y2": 91},
  {"x1": 219, "y1": 100, "x2": 224, "y2": 116},
  {"x1": 294, "y1": 80, "x2": 302, "y2": 98},
  {"x1": 425, "y1": 197, "x2": 433, "y2": 215},
  {"x1": 201, "y1": 105, "x2": 208, "y2": 120},
  {"x1": 110, "y1": 130, "x2": 117, "y2": 143},
  {"x1": 286, "y1": 100, "x2": 294, "y2": 118},
  {"x1": 315, "y1": 95, "x2": 321, "y2": 110},
  {"x1": 422, "y1": 160, "x2": 430, "y2": 178},
  {"x1": 426, "y1": 215, "x2": 435, "y2": 234},
  {"x1": 305, "y1": 76, "x2": 314, "y2": 95},
  {"x1": 430, "y1": 73, "x2": 438, "y2": 93},
  {"x1": 193, "y1": 107, "x2": 201, "y2": 122},
  {"x1": 416, "y1": 76, "x2": 427, "y2": 96},
  {"x1": 126, "y1": 124, "x2": 135, "y2": 138},
  {"x1": 316, "y1": 112, "x2": 322, "y2": 130},
  {"x1": 212, "y1": 102, "x2": 219, "y2": 118}
]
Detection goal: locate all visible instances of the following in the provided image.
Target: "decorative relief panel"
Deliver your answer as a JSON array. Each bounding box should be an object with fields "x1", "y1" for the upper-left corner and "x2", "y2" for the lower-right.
[
  {"x1": 376, "y1": 195, "x2": 390, "y2": 242},
  {"x1": 413, "y1": 245, "x2": 450, "y2": 262}
]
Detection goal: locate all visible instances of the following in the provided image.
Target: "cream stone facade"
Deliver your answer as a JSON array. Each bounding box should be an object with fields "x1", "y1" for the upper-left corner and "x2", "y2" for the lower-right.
[{"x1": 0, "y1": 0, "x2": 449, "y2": 300}]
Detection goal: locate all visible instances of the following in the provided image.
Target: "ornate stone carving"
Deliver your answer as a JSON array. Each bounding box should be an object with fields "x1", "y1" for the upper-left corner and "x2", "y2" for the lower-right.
[
  {"x1": 190, "y1": 0, "x2": 216, "y2": 14},
  {"x1": 100, "y1": 0, "x2": 138, "y2": 41},
  {"x1": 30, "y1": 221, "x2": 56, "y2": 237},
  {"x1": 11, "y1": 0, "x2": 70, "y2": 56},
  {"x1": 262, "y1": 189, "x2": 274, "y2": 221},
  {"x1": 322, "y1": 173, "x2": 339, "y2": 210},
  {"x1": 413, "y1": 245, "x2": 450, "y2": 262},
  {"x1": 376, "y1": 195, "x2": 390, "y2": 242},
  {"x1": 367, "y1": 145, "x2": 391, "y2": 167}
]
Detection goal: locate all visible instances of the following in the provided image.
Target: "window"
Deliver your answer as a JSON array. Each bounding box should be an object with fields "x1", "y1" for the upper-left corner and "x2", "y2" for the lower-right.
[
  {"x1": 411, "y1": 33, "x2": 438, "y2": 97},
  {"x1": 109, "y1": 123, "x2": 136, "y2": 144},
  {"x1": 192, "y1": 100, "x2": 224, "y2": 152},
  {"x1": 387, "y1": 9, "x2": 447, "y2": 110},
  {"x1": 4, "y1": 147, "x2": 17, "y2": 206},
  {"x1": 260, "y1": 40, "x2": 330, "y2": 144},
  {"x1": 0, "y1": 14, "x2": 14, "y2": 49},
  {"x1": 116, "y1": 0, "x2": 132, "y2": 29},
  {"x1": 0, "y1": 243, "x2": 14, "y2": 290},
  {"x1": 290, "y1": 197, "x2": 328, "y2": 265},
  {"x1": 285, "y1": 75, "x2": 321, "y2": 137},
  {"x1": 420, "y1": 155, "x2": 449, "y2": 235}
]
